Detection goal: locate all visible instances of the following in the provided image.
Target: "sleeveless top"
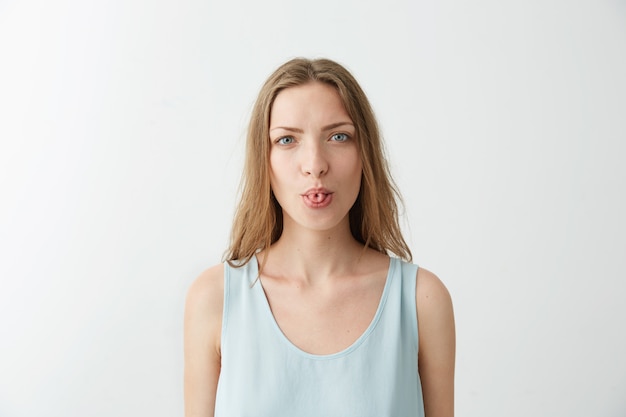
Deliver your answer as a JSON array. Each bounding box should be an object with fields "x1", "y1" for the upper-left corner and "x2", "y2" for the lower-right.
[{"x1": 214, "y1": 257, "x2": 425, "y2": 417}]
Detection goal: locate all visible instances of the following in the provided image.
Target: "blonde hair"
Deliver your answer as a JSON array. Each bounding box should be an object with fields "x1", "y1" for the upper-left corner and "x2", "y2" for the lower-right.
[{"x1": 224, "y1": 57, "x2": 412, "y2": 266}]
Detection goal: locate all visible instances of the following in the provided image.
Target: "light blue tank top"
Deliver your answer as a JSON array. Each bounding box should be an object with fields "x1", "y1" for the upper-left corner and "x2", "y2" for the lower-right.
[{"x1": 214, "y1": 257, "x2": 424, "y2": 417}]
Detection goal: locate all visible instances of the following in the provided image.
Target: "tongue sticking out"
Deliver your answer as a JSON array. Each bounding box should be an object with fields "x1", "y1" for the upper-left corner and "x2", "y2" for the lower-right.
[{"x1": 309, "y1": 193, "x2": 326, "y2": 203}]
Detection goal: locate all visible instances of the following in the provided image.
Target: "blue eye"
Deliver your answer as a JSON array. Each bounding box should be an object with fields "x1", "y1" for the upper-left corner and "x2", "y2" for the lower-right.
[
  {"x1": 277, "y1": 136, "x2": 295, "y2": 145},
  {"x1": 331, "y1": 133, "x2": 349, "y2": 142}
]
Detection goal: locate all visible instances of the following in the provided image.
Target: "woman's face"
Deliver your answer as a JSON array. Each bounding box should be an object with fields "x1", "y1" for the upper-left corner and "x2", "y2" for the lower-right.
[{"x1": 269, "y1": 82, "x2": 362, "y2": 234}]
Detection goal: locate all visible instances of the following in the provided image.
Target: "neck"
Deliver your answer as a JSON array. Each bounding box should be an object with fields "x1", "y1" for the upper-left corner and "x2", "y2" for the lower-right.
[{"x1": 261, "y1": 218, "x2": 366, "y2": 284}]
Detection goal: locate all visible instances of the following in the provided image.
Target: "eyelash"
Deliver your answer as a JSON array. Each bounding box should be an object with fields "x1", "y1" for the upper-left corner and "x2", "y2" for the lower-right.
[
  {"x1": 276, "y1": 136, "x2": 295, "y2": 145},
  {"x1": 330, "y1": 133, "x2": 349, "y2": 142},
  {"x1": 273, "y1": 132, "x2": 351, "y2": 145}
]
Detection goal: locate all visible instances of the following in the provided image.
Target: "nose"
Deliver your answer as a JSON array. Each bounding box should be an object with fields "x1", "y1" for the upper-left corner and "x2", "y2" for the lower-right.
[{"x1": 301, "y1": 141, "x2": 328, "y2": 178}]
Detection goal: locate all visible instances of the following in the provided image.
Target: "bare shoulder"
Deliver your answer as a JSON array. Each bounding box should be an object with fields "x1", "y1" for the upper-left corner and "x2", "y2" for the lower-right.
[
  {"x1": 415, "y1": 267, "x2": 456, "y2": 417},
  {"x1": 185, "y1": 263, "x2": 225, "y2": 325},
  {"x1": 187, "y1": 263, "x2": 224, "y2": 303},
  {"x1": 184, "y1": 263, "x2": 225, "y2": 354},
  {"x1": 415, "y1": 267, "x2": 455, "y2": 340},
  {"x1": 416, "y1": 267, "x2": 453, "y2": 311},
  {"x1": 184, "y1": 263, "x2": 224, "y2": 416}
]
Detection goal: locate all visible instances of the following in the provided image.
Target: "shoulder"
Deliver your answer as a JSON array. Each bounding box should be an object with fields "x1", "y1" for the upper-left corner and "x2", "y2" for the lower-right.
[
  {"x1": 414, "y1": 266, "x2": 455, "y2": 364},
  {"x1": 186, "y1": 263, "x2": 225, "y2": 311},
  {"x1": 184, "y1": 264, "x2": 224, "y2": 415},
  {"x1": 415, "y1": 267, "x2": 453, "y2": 311},
  {"x1": 184, "y1": 263, "x2": 225, "y2": 343},
  {"x1": 414, "y1": 267, "x2": 455, "y2": 353},
  {"x1": 414, "y1": 267, "x2": 456, "y2": 415}
]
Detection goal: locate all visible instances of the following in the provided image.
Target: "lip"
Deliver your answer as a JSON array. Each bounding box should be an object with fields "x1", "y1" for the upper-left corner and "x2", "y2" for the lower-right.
[
  {"x1": 301, "y1": 187, "x2": 333, "y2": 209},
  {"x1": 301, "y1": 187, "x2": 332, "y2": 197}
]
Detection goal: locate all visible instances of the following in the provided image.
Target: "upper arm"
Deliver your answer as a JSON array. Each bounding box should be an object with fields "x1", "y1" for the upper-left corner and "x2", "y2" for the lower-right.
[
  {"x1": 416, "y1": 267, "x2": 456, "y2": 417},
  {"x1": 184, "y1": 263, "x2": 224, "y2": 417}
]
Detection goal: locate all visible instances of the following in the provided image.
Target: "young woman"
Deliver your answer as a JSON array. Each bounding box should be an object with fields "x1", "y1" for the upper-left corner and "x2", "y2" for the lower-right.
[{"x1": 184, "y1": 58, "x2": 455, "y2": 417}]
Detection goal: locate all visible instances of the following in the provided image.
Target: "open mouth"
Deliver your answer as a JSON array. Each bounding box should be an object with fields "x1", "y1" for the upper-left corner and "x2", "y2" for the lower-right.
[
  {"x1": 303, "y1": 191, "x2": 333, "y2": 208},
  {"x1": 306, "y1": 192, "x2": 329, "y2": 203}
]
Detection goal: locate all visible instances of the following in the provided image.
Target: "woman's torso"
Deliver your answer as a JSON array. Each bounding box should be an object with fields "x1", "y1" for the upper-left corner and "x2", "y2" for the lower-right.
[{"x1": 214, "y1": 257, "x2": 424, "y2": 417}]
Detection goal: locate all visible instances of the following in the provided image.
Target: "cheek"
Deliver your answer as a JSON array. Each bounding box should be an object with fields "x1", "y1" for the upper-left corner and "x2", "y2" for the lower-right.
[
  {"x1": 353, "y1": 154, "x2": 364, "y2": 191},
  {"x1": 347, "y1": 149, "x2": 363, "y2": 177},
  {"x1": 269, "y1": 151, "x2": 279, "y2": 177},
  {"x1": 269, "y1": 152, "x2": 289, "y2": 190}
]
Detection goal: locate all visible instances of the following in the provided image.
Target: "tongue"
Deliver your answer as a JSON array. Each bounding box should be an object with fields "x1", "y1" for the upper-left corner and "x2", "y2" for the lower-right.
[{"x1": 309, "y1": 193, "x2": 326, "y2": 203}]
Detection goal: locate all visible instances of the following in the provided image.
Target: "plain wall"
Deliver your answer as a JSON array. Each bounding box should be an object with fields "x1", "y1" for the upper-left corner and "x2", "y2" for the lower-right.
[{"x1": 1, "y1": 0, "x2": 624, "y2": 416}]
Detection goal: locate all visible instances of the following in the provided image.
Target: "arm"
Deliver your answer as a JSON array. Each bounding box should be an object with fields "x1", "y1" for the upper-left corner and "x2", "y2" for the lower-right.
[
  {"x1": 184, "y1": 264, "x2": 224, "y2": 417},
  {"x1": 416, "y1": 268, "x2": 456, "y2": 417}
]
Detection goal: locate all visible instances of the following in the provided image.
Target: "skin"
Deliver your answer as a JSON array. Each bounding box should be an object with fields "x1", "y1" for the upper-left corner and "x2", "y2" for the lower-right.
[{"x1": 184, "y1": 82, "x2": 455, "y2": 417}]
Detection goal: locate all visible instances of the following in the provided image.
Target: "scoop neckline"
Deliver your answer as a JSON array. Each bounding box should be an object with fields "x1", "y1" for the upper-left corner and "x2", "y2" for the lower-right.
[{"x1": 251, "y1": 256, "x2": 397, "y2": 360}]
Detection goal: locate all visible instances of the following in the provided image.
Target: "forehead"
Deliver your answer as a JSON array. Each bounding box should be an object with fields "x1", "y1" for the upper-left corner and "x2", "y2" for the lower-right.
[{"x1": 269, "y1": 82, "x2": 352, "y2": 127}]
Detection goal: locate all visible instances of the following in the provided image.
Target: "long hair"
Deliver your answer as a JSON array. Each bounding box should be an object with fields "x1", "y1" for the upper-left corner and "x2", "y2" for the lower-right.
[{"x1": 224, "y1": 57, "x2": 412, "y2": 266}]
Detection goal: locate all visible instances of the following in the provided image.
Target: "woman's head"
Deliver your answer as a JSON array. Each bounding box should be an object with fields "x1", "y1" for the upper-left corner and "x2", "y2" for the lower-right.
[{"x1": 225, "y1": 57, "x2": 411, "y2": 265}]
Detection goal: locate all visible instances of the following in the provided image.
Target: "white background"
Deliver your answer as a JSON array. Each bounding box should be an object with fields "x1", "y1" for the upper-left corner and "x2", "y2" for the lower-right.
[{"x1": 1, "y1": 0, "x2": 625, "y2": 416}]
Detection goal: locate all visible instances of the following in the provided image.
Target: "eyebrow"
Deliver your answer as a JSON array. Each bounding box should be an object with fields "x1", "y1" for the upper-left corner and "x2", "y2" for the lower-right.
[{"x1": 269, "y1": 121, "x2": 354, "y2": 133}]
